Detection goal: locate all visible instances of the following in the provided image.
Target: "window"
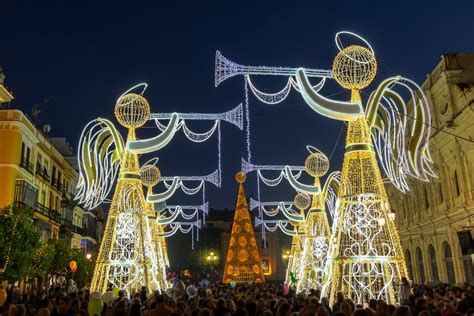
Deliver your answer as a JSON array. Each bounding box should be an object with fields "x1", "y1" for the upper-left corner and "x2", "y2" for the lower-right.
[
  {"x1": 416, "y1": 247, "x2": 425, "y2": 283},
  {"x1": 439, "y1": 183, "x2": 443, "y2": 203},
  {"x1": 21, "y1": 142, "x2": 25, "y2": 161},
  {"x1": 424, "y1": 187, "x2": 429, "y2": 209},
  {"x1": 454, "y1": 171, "x2": 461, "y2": 197},
  {"x1": 428, "y1": 245, "x2": 439, "y2": 282},
  {"x1": 41, "y1": 190, "x2": 46, "y2": 205},
  {"x1": 463, "y1": 255, "x2": 474, "y2": 285},
  {"x1": 49, "y1": 192, "x2": 54, "y2": 209},
  {"x1": 443, "y1": 242, "x2": 456, "y2": 284},
  {"x1": 405, "y1": 249, "x2": 414, "y2": 280}
]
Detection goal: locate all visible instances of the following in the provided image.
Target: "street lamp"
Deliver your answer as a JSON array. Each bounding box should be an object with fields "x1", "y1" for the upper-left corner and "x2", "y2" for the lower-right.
[
  {"x1": 282, "y1": 250, "x2": 293, "y2": 260},
  {"x1": 206, "y1": 251, "x2": 218, "y2": 263}
]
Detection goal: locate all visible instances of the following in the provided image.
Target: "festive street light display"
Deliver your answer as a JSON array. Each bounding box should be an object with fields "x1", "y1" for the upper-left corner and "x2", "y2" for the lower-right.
[
  {"x1": 223, "y1": 172, "x2": 265, "y2": 284},
  {"x1": 215, "y1": 32, "x2": 435, "y2": 304}
]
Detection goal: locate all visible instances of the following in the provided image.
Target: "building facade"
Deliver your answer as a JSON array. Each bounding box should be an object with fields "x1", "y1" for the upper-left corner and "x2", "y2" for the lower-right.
[
  {"x1": 388, "y1": 53, "x2": 474, "y2": 286},
  {"x1": 0, "y1": 73, "x2": 103, "y2": 253}
]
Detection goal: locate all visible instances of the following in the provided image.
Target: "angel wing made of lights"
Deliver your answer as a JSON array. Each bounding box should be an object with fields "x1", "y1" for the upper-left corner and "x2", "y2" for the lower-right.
[
  {"x1": 296, "y1": 70, "x2": 436, "y2": 192},
  {"x1": 75, "y1": 118, "x2": 125, "y2": 210},
  {"x1": 76, "y1": 115, "x2": 179, "y2": 209},
  {"x1": 365, "y1": 77, "x2": 436, "y2": 192}
]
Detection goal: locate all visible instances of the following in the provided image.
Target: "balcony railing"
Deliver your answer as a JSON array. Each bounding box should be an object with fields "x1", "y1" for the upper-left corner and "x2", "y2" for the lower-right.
[
  {"x1": 51, "y1": 178, "x2": 63, "y2": 192},
  {"x1": 59, "y1": 218, "x2": 95, "y2": 239},
  {"x1": 14, "y1": 180, "x2": 37, "y2": 208},
  {"x1": 34, "y1": 202, "x2": 60, "y2": 223},
  {"x1": 19, "y1": 158, "x2": 34, "y2": 174},
  {"x1": 60, "y1": 218, "x2": 74, "y2": 232},
  {"x1": 36, "y1": 164, "x2": 50, "y2": 181}
]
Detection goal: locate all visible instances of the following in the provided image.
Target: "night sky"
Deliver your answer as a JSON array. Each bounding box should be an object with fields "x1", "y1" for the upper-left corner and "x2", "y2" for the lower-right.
[{"x1": 2, "y1": 0, "x2": 474, "y2": 213}]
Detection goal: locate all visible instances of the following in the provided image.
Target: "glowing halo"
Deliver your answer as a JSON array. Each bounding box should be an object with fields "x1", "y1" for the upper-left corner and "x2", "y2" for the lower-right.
[
  {"x1": 306, "y1": 145, "x2": 324, "y2": 155},
  {"x1": 142, "y1": 157, "x2": 159, "y2": 167},
  {"x1": 116, "y1": 83, "x2": 148, "y2": 105},
  {"x1": 335, "y1": 31, "x2": 375, "y2": 64}
]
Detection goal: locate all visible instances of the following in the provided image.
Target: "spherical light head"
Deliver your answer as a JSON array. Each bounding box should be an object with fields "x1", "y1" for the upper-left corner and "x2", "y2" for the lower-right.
[
  {"x1": 332, "y1": 45, "x2": 377, "y2": 91},
  {"x1": 140, "y1": 165, "x2": 161, "y2": 187},
  {"x1": 305, "y1": 152, "x2": 329, "y2": 177},
  {"x1": 294, "y1": 192, "x2": 311, "y2": 210},
  {"x1": 114, "y1": 93, "x2": 150, "y2": 128},
  {"x1": 235, "y1": 171, "x2": 247, "y2": 184}
]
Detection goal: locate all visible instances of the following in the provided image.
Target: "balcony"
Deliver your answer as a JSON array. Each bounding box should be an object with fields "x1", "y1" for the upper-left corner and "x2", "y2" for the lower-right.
[
  {"x1": 36, "y1": 164, "x2": 50, "y2": 181},
  {"x1": 60, "y1": 218, "x2": 74, "y2": 233},
  {"x1": 51, "y1": 178, "x2": 64, "y2": 192},
  {"x1": 34, "y1": 202, "x2": 60, "y2": 223},
  {"x1": 14, "y1": 180, "x2": 37, "y2": 208},
  {"x1": 59, "y1": 218, "x2": 92, "y2": 238},
  {"x1": 19, "y1": 158, "x2": 34, "y2": 174}
]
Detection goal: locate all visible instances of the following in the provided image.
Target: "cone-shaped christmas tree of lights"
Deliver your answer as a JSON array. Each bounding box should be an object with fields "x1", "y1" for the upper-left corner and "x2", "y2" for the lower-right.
[
  {"x1": 90, "y1": 93, "x2": 167, "y2": 296},
  {"x1": 223, "y1": 172, "x2": 265, "y2": 283},
  {"x1": 320, "y1": 46, "x2": 407, "y2": 304}
]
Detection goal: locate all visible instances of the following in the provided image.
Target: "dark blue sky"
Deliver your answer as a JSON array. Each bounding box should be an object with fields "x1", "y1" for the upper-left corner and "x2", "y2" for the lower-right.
[{"x1": 2, "y1": 0, "x2": 474, "y2": 210}]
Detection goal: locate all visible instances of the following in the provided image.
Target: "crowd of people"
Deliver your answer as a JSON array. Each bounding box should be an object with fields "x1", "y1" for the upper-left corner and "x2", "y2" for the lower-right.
[{"x1": 1, "y1": 280, "x2": 473, "y2": 316}]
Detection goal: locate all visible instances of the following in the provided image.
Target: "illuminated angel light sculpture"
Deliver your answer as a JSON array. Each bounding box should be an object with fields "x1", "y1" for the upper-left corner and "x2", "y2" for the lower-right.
[
  {"x1": 76, "y1": 84, "x2": 180, "y2": 296},
  {"x1": 216, "y1": 32, "x2": 436, "y2": 304},
  {"x1": 285, "y1": 150, "x2": 341, "y2": 294},
  {"x1": 76, "y1": 84, "x2": 240, "y2": 296},
  {"x1": 241, "y1": 147, "x2": 340, "y2": 293},
  {"x1": 140, "y1": 163, "x2": 169, "y2": 291},
  {"x1": 286, "y1": 192, "x2": 310, "y2": 285}
]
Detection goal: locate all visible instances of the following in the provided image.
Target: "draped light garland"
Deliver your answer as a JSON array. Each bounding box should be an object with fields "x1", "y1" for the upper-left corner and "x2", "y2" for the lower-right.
[{"x1": 240, "y1": 158, "x2": 306, "y2": 244}]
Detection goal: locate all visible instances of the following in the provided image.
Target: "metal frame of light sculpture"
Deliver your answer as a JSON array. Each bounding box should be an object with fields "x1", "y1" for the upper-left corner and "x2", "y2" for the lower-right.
[{"x1": 215, "y1": 32, "x2": 436, "y2": 304}]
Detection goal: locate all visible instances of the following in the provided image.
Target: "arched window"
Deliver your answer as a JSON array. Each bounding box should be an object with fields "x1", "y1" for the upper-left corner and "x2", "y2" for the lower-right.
[
  {"x1": 453, "y1": 171, "x2": 461, "y2": 197},
  {"x1": 428, "y1": 244, "x2": 439, "y2": 282},
  {"x1": 405, "y1": 249, "x2": 414, "y2": 280},
  {"x1": 416, "y1": 247, "x2": 425, "y2": 283},
  {"x1": 443, "y1": 242, "x2": 456, "y2": 284}
]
